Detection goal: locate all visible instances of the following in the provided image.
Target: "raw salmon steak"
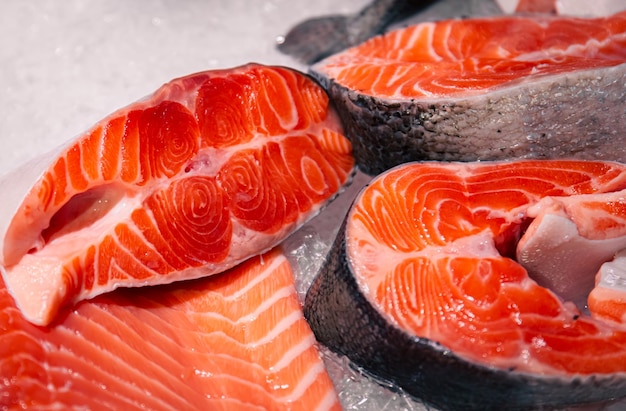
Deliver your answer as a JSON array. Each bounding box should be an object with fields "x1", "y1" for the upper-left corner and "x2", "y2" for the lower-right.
[
  {"x1": 310, "y1": 11, "x2": 626, "y2": 174},
  {"x1": 305, "y1": 160, "x2": 626, "y2": 411},
  {"x1": 0, "y1": 63, "x2": 354, "y2": 326},
  {"x1": 1, "y1": 248, "x2": 341, "y2": 410}
]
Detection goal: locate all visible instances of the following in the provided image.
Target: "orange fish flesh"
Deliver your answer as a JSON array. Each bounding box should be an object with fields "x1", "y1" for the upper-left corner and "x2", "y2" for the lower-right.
[
  {"x1": 310, "y1": 12, "x2": 626, "y2": 174},
  {"x1": 305, "y1": 159, "x2": 626, "y2": 411},
  {"x1": 1, "y1": 248, "x2": 341, "y2": 410},
  {"x1": 0, "y1": 63, "x2": 354, "y2": 326}
]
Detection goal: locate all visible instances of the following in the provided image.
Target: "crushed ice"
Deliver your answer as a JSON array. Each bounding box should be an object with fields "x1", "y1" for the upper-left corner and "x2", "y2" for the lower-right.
[{"x1": 282, "y1": 170, "x2": 430, "y2": 410}]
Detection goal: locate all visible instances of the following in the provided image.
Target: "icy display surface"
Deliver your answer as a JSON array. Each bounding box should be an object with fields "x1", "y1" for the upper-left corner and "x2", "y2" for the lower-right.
[
  {"x1": 1, "y1": 1, "x2": 626, "y2": 410},
  {"x1": 282, "y1": 171, "x2": 626, "y2": 411},
  {"x1": 282, "y1": 169, "x2": 432, "y2": 411}
]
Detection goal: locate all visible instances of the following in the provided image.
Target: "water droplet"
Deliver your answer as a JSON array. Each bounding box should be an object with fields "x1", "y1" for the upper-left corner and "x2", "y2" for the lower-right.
[
  {"x1": 194, "y1": 368, "x2": 213, "y2": 378},
  {"x1": 531, "y1": 336, "x2": 547, "y2": 348}
]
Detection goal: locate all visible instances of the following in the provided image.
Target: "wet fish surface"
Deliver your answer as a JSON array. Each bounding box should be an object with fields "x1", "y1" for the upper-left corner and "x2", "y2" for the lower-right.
[
  {"x1": 0, "y1": 63, "x2": 354, "y2": 326},
  {"x1": 1, "y1": 248, "x2": 341, "y2": 410},
  {"x1": 305, "y1": 159, "x2": 626, "y2": 411},
  {"x1": 310, "y1": 11, "x2": 626, "y2": 175}
]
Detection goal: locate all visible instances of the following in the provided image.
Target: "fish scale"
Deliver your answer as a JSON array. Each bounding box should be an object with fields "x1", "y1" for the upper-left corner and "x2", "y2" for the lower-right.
[
  {"x1": 310, "y1": 11, "x2": 626, "y2": 175},
  {"x1": 305, "y1": 159, "x2": 626, "y2": 411}
]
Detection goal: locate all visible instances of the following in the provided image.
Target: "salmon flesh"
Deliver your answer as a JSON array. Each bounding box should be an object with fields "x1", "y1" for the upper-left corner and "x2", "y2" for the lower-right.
[
  {"x1": 1, "y1": 248, "x2": 341, "y2": 410},
  {"x1": 0, "y1": 63, "x2": 354, "y2": 326},
  {"x1": 310, "y1": 11, "x2": 626, "y2": 175},
  {"x1": 305, "y1": 159, "x2": 626, "y2": 411}
]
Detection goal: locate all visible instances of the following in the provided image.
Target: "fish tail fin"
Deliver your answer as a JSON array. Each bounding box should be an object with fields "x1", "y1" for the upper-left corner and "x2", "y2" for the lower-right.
[{"x1": 277, "y1": 15, "x2": 350, "y2": 64}]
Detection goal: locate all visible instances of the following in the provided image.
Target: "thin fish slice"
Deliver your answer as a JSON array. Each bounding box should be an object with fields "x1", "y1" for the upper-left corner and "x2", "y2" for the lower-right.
[
  {"x1": 310, "y1": 11, "x2": 626, "y2": 174},
  {"x1": 1, "y1": 248, "x2": 340, "y2": 410},
  {"x1": 0, "y1": 63, "x2": 354, "y2": 326},
  {"x1": 305, "y1": 160, "x2": 626, "y2": 411}
]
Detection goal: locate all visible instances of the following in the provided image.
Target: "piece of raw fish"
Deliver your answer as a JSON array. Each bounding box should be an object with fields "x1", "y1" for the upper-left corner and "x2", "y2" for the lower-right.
[
  {"x1": 310, "y1": 11, "x2": 626, "y2": 174},
  {"x1": 0, "y1": 63, "x2": 354, "y2": 326},
  {"x1": 305, "y1": 159, "x2": 626, "y2": 411},
  {"x1": 1, "y1": 248, "x2": 341, "y2": 410}
]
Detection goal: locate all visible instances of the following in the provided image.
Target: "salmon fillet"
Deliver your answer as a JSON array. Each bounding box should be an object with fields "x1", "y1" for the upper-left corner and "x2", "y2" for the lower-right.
[{"x1": 1, "y1": 248, "x2": 341, "y2": 410}]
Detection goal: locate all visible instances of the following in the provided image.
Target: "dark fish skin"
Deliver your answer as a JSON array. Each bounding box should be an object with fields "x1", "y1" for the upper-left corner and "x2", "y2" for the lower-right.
[
  {"x1": 310, "y1": 63, "x2": 626, "y2": 175},
  {"x1": 390, "y1": 0, "x2": 505, "y2": 28},
  {"x1": 277, "y1": 0, "x2": 436, "y2": 65},
  {"x1": 277, "y1": 0, "x2": 504, "y2": 65},
  {"x1": 303, "y1": 218, "x2": 626, "y2": 411},
  {"x1": 276, "y1": 14, "x2": 350, "y2": 65}
]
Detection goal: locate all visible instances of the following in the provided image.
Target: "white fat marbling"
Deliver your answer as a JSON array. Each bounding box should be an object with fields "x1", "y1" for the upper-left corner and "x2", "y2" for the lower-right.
[{"x1": 1, "y1": 1, "x2": 624, "y2": 410}]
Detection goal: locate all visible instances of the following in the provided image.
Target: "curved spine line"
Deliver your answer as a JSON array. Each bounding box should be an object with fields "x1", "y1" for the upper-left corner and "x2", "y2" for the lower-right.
[
  {"x1": 67, "y1": 305, "x2": 198, "y2": 408},
  {"x1": 112, "y1": 225, "x2": 160, "y2": 274},
  {"x1": 269, "y1": 71, "x2": 299, "y2": 132},
  {"x1": 276, "y1": 361, "x2": 329, "y2": 403},
  {"x1": 116, "y1": 221, "x2": 175, "y2": 275},
  {"x1": 394, "y1": 25, "x2": 413, "y2": 53},
  {"x1": 384, "y1": 64, "x2": 412, "y2": 96},
  {"x1": 80, "y1": 127, "x2": 102, "y2": 182},
  {"x1": 66, "y1": 145, "x2": 89, "y2": 191},
  {"x1": 224, "y1": 254, "x2": 284, "y2": 300},
  {"x1": 200, "y1": 370, "x2": 285, "y2": 405},
  {"x1": 440, "y1": 22, "x2": 458, "y2": 61},
  {"x1": 426, "y1": 23, "x2": 444, "y2": 62},
  {"x1": 271, "y1": 333, "x2": 316, "y2": 371},
  {"x1": 48, "y1": 361, "x2": 178, "y2": 411},
  {"x1": 92, "y1": 125, "x2": 106, "y2": 182},
  {"x1": 315, "y1": 389, "x2": 342, "y2": 411},
  {"x1": 198, "y1": 289, "x2": 298, "y2": 333},
  {"x1": 369, "y1": 64, "x2": 391, "y2": 97},
  {"x1": 237, "y1": 286, "x2": 294, "y2": 324},
  {"x1": 134, "y1": 207, "x2": 189, "y2": 271},
  {"x1": 253, "y1": 310, "x2": 303, "y2": 348},
  {"x1": 50, "y1": 328, "x2": 185, "y2": 410}
]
